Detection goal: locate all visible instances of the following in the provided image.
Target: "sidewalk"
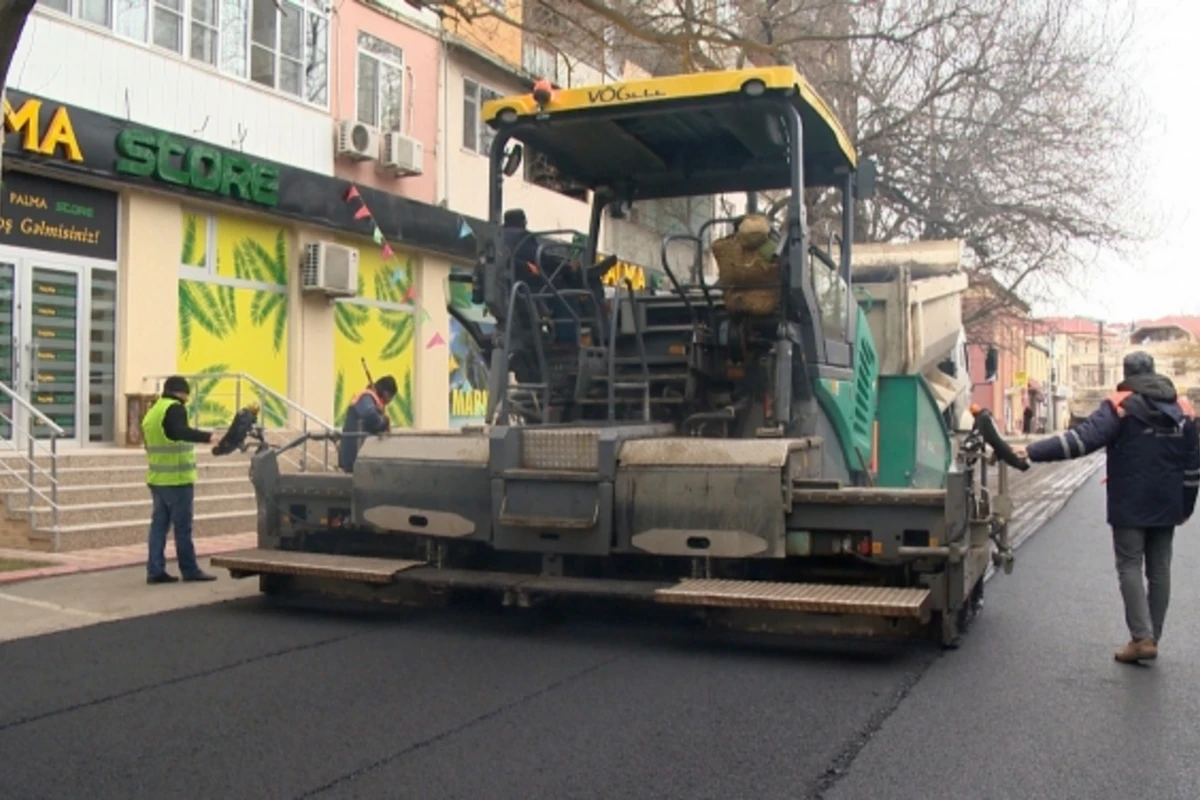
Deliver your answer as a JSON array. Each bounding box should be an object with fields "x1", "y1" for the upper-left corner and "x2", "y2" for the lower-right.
[{"x1": 0, "y1": 532, "x2": 256, "y2": 585}]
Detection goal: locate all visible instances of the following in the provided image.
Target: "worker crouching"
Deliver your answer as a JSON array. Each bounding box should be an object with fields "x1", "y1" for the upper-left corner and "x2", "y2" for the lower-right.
[
  {"x1": 338, "y1": 375, "x2": 397, "y2": 472},
  {"x1": 1015, "y1": 351, "x2": 1200, "y2": 664}
]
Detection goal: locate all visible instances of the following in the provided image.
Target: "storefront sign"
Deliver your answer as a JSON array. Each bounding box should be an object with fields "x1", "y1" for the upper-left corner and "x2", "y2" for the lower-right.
[
  {"x1": 0, "y1": 171, "x2": 119, "y2": 260},
  {"x1": 3, "y1": 89, "x2": 485, "y2": 261},
  {"x1": 115, "y1": 129, "x2": 280, "y2": 207},
  {"x1": 2, "y1": 97, "x2": 84, "y2": 163},
  {"x1": 601, "y1": 259, "x2": 648, "y2": 291}
]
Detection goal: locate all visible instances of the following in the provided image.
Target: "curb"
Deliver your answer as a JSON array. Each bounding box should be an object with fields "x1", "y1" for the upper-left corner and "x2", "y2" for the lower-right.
[{"x1": 0, "y1": 536, "x2": 256, "y2": 586}]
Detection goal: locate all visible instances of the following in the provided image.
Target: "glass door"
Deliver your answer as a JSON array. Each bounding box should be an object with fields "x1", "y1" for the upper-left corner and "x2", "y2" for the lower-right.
[{"x1": 19, "y1": 264, "x2": 83, "y2": 444}]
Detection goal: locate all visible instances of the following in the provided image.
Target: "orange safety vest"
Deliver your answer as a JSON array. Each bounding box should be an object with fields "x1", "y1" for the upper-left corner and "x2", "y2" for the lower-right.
[
  {"x1": 1106, "y1": 390, "x2": 1195, "y2": 419},
  {"x1": 1099, "y1": 390, "x2": 1193, "y2": 485},
  {"x1": 351, "y1": 387, "x2": 384, "y2": 411}
]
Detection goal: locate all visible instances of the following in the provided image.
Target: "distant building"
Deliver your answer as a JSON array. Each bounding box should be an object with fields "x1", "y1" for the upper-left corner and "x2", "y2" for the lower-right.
[{"x1": 1126, "y1": 316, "x2": 1200, "y2": 394}]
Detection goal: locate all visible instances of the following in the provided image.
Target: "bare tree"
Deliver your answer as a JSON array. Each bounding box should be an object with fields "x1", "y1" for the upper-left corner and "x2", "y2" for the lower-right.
[{"x1": 410, "y1": 0, "x2": 1146, "y2": 319}]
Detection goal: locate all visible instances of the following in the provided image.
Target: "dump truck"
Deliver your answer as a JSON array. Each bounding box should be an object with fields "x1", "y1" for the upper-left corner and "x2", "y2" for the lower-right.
[
  {"x1": 213, "y1": 67, "x2": 1029, "y2": 647},
  {"x1": 851, "y1": 239, "x2": 972, "y2": 435}
]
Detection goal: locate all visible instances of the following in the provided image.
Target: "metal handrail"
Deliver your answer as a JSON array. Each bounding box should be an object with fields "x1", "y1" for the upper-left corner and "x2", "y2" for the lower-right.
[
  {"x1": 0, "y1": 382, "x2": 62, "y2": 549},
  {"x1": 143, "y1": 372, "x2": 338, "y2": 471}
]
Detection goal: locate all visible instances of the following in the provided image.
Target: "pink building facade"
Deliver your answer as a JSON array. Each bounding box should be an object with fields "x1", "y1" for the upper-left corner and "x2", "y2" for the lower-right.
[{"x1": 330, "y1": 1, "x2": 441, "y2": 203}]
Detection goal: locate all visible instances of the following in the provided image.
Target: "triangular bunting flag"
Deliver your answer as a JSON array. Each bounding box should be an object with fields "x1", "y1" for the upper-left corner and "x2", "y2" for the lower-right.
[
  {"x1": 458, "y1": 219, "x2": 474, "y2": 239},
  {"x1": 420, "y1": 307, "x2": 432, "y2": 323},
  {"x1": 354, "y1": 205, "x2": 371, "y2": 221},
  {"x1": 344, "y1": 185, "x2": 360, "y2": 202},
  {"x1": 372, "y1": 226, "x2": 384, "y2": 245},
  {"x1": 426, "y1": 332, "x2": 446, "y2": 349},
  {"x1": 381, "y1": 243, "x2": 394, "y2": 259},
  {"x1": 405, "y1": 285, "x2": 417, "y2": 301}
]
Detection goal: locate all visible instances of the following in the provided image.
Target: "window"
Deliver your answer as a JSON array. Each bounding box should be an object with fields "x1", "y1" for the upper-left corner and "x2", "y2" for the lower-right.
[
  {"x1": 462, "y1": 78, "x2": 501, "y2": 155},
  {"x1": 153, "y1": 0, "x2": 184, "y2": 53},
  {"x1": 811, "y1": 255, "x2": 848, "y2": 341},
  {"x1": 36, "y1": 0, "x2": 328, "y2": 108},
  {"x1": 356, "y1": 32, "x2": 404, "y2": 132}
]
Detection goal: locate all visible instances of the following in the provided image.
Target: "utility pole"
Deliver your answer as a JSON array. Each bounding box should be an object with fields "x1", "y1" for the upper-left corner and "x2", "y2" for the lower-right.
[{"x1": 1098, "y1": 320, "x2": 1106, "y2": 386}]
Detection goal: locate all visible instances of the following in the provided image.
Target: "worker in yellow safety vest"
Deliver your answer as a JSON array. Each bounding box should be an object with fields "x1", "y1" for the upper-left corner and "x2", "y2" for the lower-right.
[
  {"x1": 338, "y1": 375, "x2": 397, "y2": 472},
  {"x1": 142, "y1": 375, "x2": 218, "y2": 584}
]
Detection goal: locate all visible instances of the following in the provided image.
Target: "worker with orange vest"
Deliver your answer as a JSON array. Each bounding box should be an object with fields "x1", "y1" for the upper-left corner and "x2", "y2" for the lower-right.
[
  {"x1": 1015, "y1": 351, "x2": 1200, "y2": 664},
  {"x1": 337, "y1": 375, "x2": 397, "y2": 472}
]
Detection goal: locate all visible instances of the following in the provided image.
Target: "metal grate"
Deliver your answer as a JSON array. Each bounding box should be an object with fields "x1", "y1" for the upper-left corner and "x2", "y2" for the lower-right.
[
  {"x1": 520, "y1": 428, "x2": 603, "y2": 471},
  {"x1": 655, "y1": 579, "x2": 930, "y2": 618}
]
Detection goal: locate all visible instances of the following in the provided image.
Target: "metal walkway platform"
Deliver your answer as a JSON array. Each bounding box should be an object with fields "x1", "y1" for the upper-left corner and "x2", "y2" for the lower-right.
[
  {"x1": 655, "y1": 579, "x2": 931, "y2": 618},
  {"x1": 211, "y1": 549, "x2": 425, "y2": 584},
  {"x1": 212, "y1": 549, "x2": 931, "y2": 619}
]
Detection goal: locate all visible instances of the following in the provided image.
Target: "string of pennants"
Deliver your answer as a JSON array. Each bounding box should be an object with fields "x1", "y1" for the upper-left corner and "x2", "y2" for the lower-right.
[{"x1": 343, "y1": 184, "x2": 446, "y2": 349}]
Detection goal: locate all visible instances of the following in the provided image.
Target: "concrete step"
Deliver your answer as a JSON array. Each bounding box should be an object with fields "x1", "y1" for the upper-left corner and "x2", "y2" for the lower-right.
[
  {"x1": 28, "y1": 493, "x2": 257, "y2": 529},
  {"x1": 4, "y1": 477, "x2": 250, "y2": 512},
  {"x1": 0, "y1": 461, "x2": 253, "y2": 492},
  {"x1": 32, "y1": 510, "x2": 256, "y2": 551}
]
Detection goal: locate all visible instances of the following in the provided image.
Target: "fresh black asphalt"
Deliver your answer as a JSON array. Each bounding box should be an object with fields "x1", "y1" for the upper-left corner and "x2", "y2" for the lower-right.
[{"x1": 2, "y1": 463, "x2": 1196, "y2": 800}]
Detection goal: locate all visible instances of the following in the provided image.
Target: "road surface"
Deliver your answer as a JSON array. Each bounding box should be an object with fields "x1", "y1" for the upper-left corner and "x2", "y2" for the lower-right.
[{"x1": 7, "y1": 455, "x2": 1190, "y2": 800}]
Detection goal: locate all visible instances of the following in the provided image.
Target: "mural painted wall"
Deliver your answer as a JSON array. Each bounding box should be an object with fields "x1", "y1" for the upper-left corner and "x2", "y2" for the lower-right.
[
  {"x1": 332, "y1": 240, "x2": 417, "y2": 428},
  {"x1": 448, "y1": 267, "x2": 493, "y2": 426},
  {"x1": 177, "y1": 210, "x2": 290, "y2": 428}
]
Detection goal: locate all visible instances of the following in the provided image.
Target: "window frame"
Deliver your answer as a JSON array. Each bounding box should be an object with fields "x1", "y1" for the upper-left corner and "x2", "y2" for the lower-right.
[
  {"x1": 462, "y1": 77, "x2": 502, "y2": 156},
  {"x1": 355, "y1": 31, "x2": 406, "y2": 133},
  {"x1": 35, "y1": 0, "x2": 330, "y2": 110}
]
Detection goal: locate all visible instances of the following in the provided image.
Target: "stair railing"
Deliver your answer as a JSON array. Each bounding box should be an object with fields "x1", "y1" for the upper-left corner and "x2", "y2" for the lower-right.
[
  {"x1": 0, "y1": 381, "x2": 62, "y2": 550},
  {"x1": 143, "y1": 372, "x2": 338, "y2": 472}
]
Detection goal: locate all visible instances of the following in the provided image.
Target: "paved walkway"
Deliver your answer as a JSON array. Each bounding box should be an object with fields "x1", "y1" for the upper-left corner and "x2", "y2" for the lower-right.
[{"x1": 0, "y1": 532, "x2": 256, "y2": 585}]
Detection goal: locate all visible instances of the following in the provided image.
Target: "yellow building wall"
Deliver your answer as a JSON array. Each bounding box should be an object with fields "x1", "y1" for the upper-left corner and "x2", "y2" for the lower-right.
[
  {"x1": 116, "y1": 191, "x2": 180, "y2": 443},
  {"x1": 115, "y1": 193, "x2": 457, "y2": 442},
  {"x1": 176, "y1": 209, "x2": 290, "y2": 428},
  {"x1": 1023, "y1": 345, "x2": 1049, "y2": 386},
  {"x1": 443, "y1": 0, "x2": 523, "y2": 67}
]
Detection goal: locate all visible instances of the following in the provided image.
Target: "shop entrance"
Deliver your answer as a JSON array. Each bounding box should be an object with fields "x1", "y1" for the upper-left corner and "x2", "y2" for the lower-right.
[{"x1": 0, "y1": 251, "x2": 118, "y2": 446}]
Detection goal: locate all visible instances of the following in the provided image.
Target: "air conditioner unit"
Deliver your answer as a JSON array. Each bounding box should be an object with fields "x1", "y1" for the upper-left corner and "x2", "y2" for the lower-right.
[
  {"x1": 303, "y1": 241, "x2": 359, "y2": 297},
  {"x1": 336, "y1": 120, "x2": 379, "y2": 162},
  {"x1": 380, "y1": 131, "x2": 424, "y2": 177}
]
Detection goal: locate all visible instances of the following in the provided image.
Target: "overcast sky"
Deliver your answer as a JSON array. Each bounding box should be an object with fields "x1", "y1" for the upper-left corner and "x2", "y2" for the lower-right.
[{"x1": 1034, "y1": 0, "x2": 1197, "y2": 323}]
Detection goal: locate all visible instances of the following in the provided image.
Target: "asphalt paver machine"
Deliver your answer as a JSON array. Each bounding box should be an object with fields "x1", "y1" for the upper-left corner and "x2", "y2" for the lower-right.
[{"x1": 214, "y1": 67, "x2": 1030, "y2": 647}]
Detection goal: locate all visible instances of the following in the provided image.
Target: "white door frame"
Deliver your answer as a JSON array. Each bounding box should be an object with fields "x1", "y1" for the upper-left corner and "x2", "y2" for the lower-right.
[{"x1": 0, "y1": 245, "x2": 120, "y2": 447}]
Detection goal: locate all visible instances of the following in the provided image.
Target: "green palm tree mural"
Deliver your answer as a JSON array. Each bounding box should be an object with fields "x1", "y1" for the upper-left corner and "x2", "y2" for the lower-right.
[
  {"x1": 335, "y1": 273, "x2": 369, "y2": 344},
  {"x1": 181, "y1": 215, "x2": 206, "y2": 268},
  {"x1": 334, "y1": 370, "x2": 347, "y2": 426},
  {"x1": 239, "y1": 232, "x2": 289, "y2": 354},
  {"x1": 178, "y1": 280, "x2": 235, "y2": 356},
  {"x1": 374, "y1": 260, "x2": 415, "y2": 362},
  {"x1": 178, "y1": 219, "x2": 291, "y2": 426},
  {"x1": 185, "y1": 364, "x2": 230, "y2": 427}
]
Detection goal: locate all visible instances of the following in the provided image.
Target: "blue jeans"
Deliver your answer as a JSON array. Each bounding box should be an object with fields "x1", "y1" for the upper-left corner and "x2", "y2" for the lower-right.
[{"x1": 148, "y1": 484, "x2": 200, "y2": 578}]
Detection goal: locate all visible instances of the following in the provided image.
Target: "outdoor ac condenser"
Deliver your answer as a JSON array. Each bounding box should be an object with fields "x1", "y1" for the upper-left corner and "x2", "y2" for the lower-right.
[{"x1": 303, "y1": 241, "x2": 359, "y2": 297}]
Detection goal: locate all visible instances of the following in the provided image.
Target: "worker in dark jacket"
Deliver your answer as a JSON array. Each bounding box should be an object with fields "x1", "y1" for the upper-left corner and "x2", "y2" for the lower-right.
[
  {"x1": 1015, "y1": 351, "x2": 1200, "y2": 664},
  {"x1": 337, "y1": 375, "x2": 396, "y2": 472}
]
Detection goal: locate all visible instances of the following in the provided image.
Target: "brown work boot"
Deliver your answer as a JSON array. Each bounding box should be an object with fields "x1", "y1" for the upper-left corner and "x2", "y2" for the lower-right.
[{"x1": 1114, "y1": 639, "x2": 1157, "y2": 663}]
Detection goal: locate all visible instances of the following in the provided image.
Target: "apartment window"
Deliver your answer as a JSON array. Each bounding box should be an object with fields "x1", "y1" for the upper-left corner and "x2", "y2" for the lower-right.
[
  {"x1": 37, "y1": 0, "x2": 328, "y2": 108},
  {"x1": 462, "y1": 78, "x2": 501, "y2": 155},
  {"x1": 356, "y1": 32, "x2": 404, "y2": 132},
  {"x1": 190, "y1": 0, "x2": 219, "y2": 64},
  {"x1": 153, "y1": 0, "x2": 184, "y2": 53}
]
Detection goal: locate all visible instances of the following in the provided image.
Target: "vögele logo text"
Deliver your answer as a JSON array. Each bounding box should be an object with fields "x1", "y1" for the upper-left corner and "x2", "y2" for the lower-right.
[{"x1": 586, "y1": 85, "x2": 667, "y2": 104}]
